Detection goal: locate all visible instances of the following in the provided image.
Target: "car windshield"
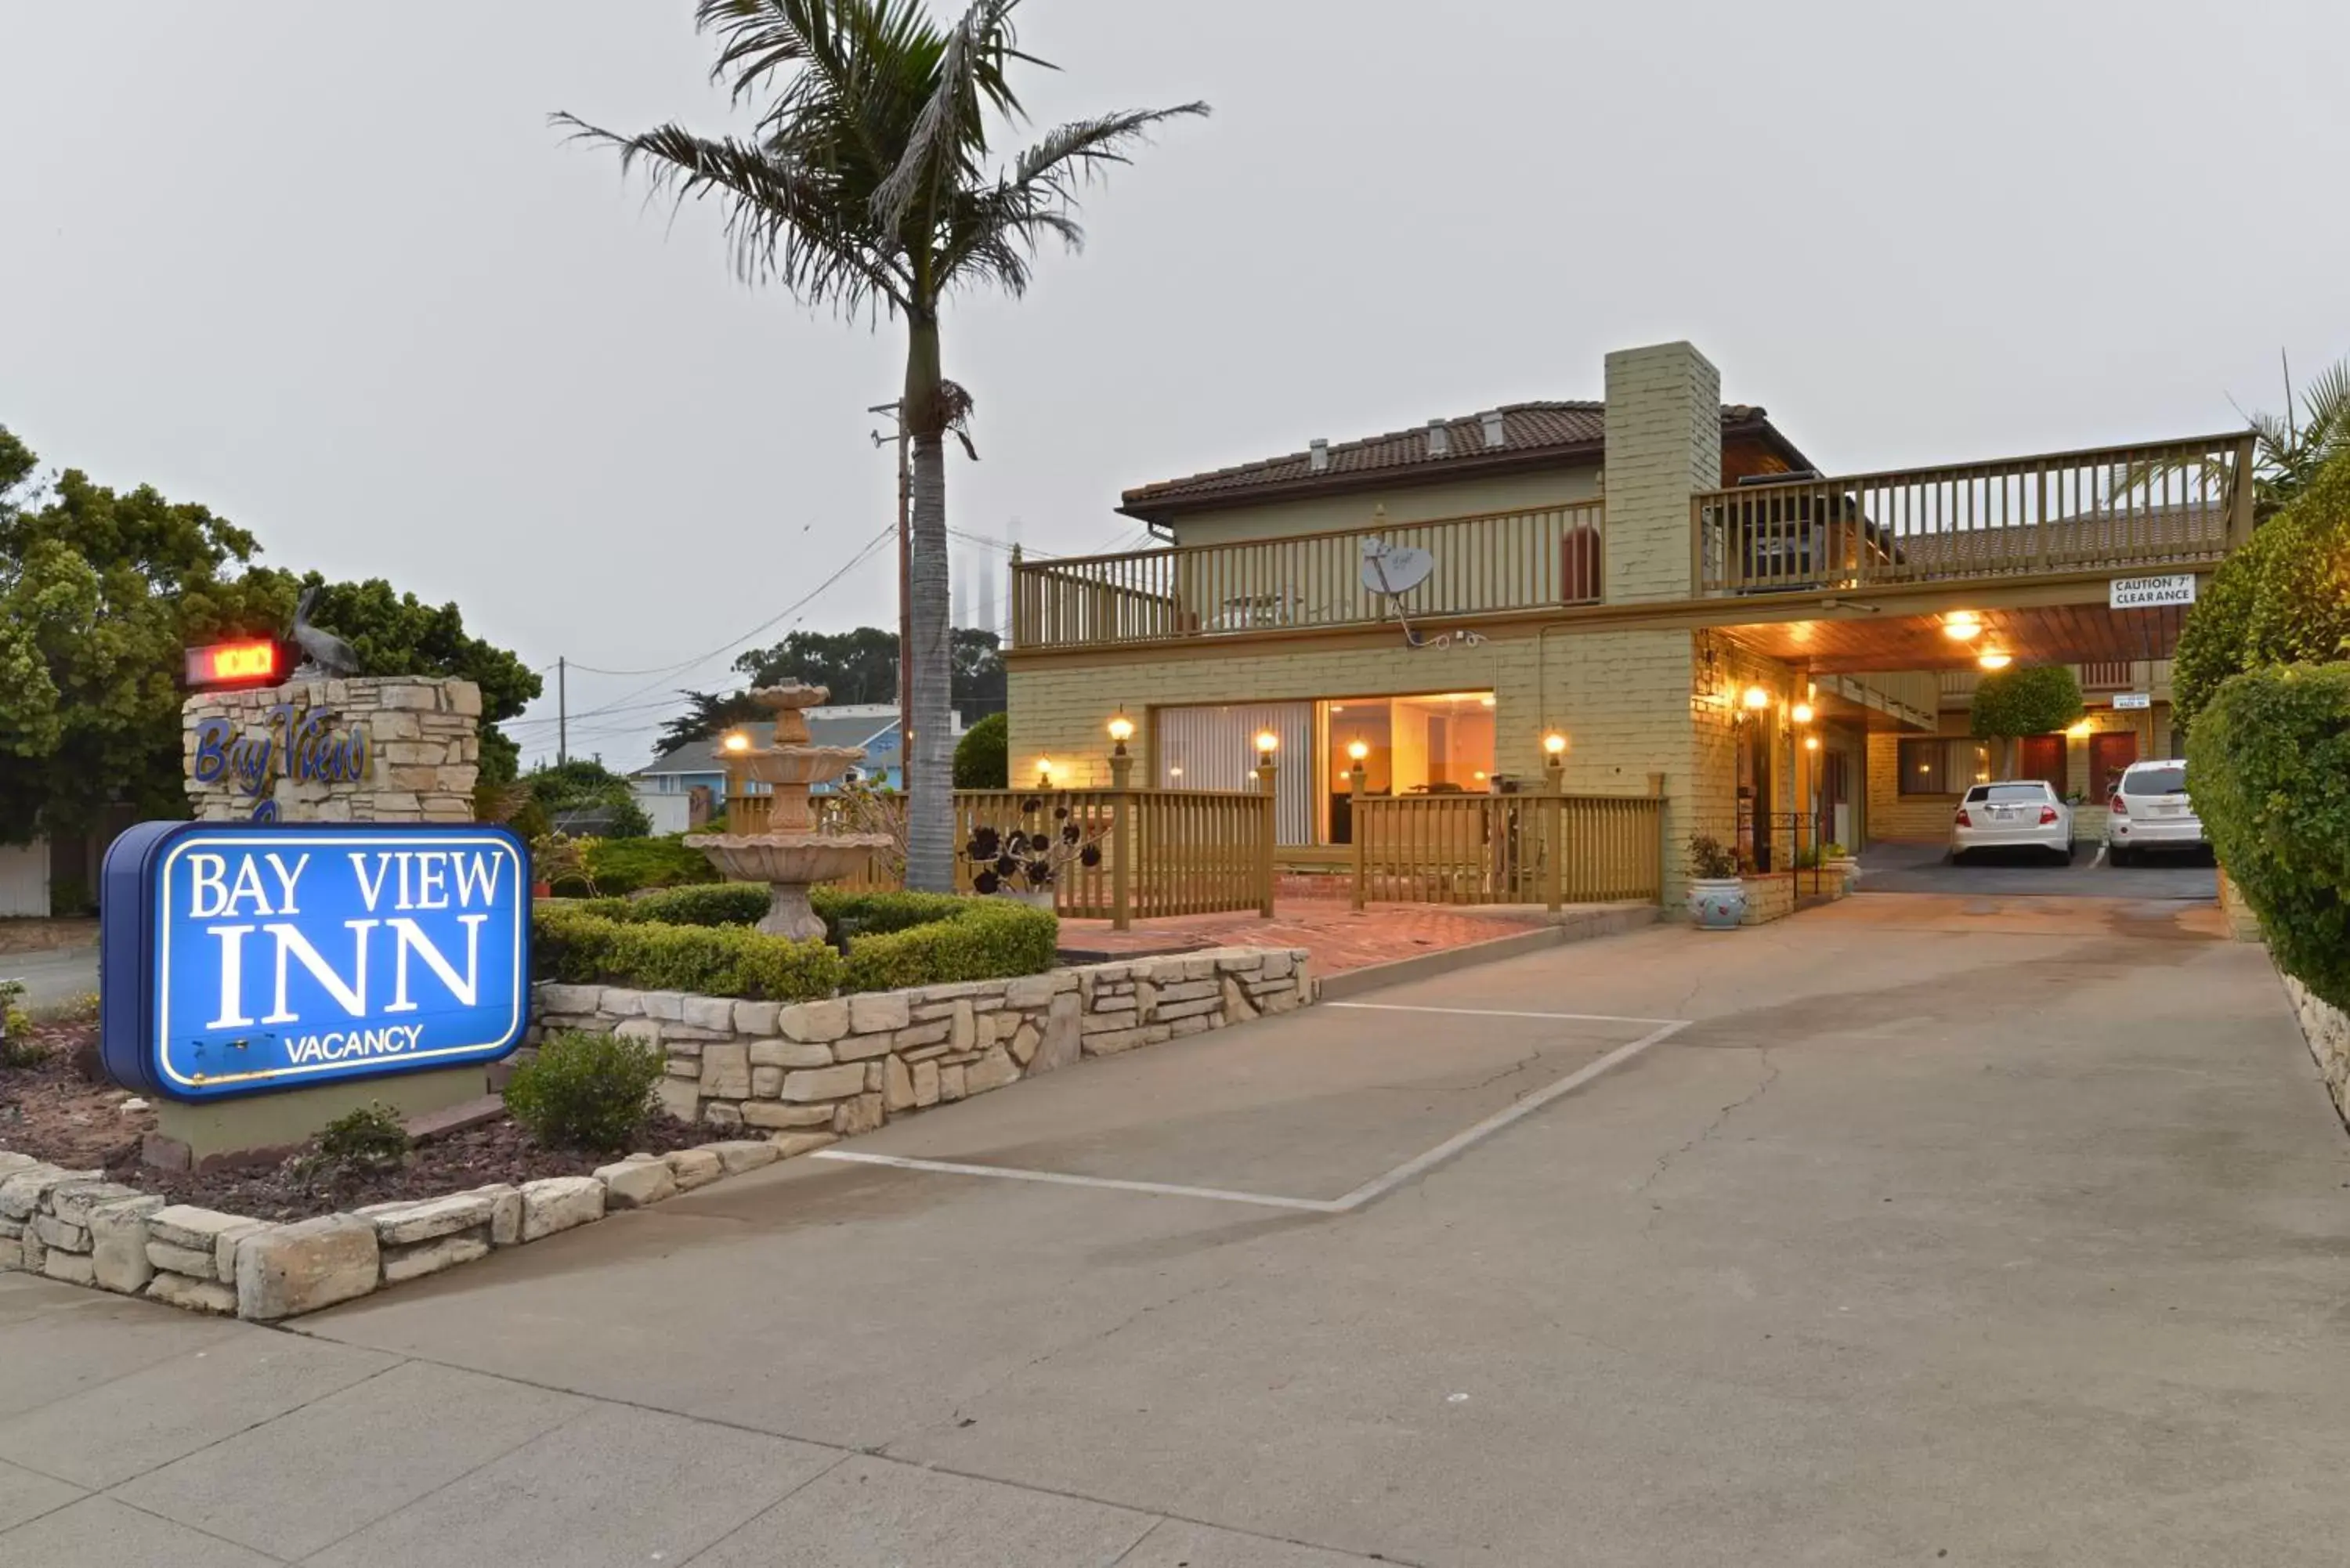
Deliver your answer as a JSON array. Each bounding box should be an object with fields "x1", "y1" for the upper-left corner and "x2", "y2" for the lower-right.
[
  {"x1": 1965, "y1": 784, "x2": 2052, "y2": 804},
  {"x1": 2123, "y1": 764, "x2": 2188, "y2": 796}
]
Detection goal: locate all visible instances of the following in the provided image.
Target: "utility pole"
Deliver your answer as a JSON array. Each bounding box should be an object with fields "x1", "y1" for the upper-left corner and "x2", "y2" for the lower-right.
[
  {"x1": 870, "y1": 401, "x2": 913, "y2": 782},
  {"x1": 557, "y1": 656, "x2": 568, "y2": 766}
]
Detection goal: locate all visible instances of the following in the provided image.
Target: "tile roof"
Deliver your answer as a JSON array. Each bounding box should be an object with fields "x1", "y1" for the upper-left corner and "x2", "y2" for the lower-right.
[{"x1": 1119, "y1": 401, "x2": 1795, "y2": 516}]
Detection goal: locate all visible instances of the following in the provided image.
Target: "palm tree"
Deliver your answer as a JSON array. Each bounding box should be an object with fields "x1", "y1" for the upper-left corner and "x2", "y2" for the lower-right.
[
  {"x1": 2241, "y1": 352, "x2": 2350, "y2": 519},
  {"x1": 557, "y1": 0, "x2": 1206, "y2": 891}
]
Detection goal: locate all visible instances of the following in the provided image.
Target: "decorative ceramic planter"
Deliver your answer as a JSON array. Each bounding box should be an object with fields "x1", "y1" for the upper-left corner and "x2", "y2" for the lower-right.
[
  {"x1": 1824, "y1": 856, "x2": 1860, "y2": 893},
  {"x1": 1687, "y1": 877, "x2": 1748, "y2": 929},
  {"x1": 1003, "y1": 888, "x2": 1057, "y2": 916}
]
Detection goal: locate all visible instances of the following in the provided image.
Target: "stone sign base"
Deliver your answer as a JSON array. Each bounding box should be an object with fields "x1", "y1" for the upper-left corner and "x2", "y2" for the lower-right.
[
  {"x1": 182, "y1": 674, "x2": 483, "y2": 824},
  {"x1": 148, "y1": 1066, "x2": 494, "y2": 1172}
]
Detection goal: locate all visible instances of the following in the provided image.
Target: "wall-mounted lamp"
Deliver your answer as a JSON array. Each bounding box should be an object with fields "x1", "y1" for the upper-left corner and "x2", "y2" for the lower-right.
[
  {"x1": 1742, "y1": 685, "x2": 1772, "y2": 711},
  {"x1": 2066, "y1": 719, "x2": 2095, "y2": 739},
  {"x1": 1803, "y1": 735, "x2": 1820, "y2": 752},
  {"x1": 1791, "y1": 702, "x2": 1815, "y2": 725}
]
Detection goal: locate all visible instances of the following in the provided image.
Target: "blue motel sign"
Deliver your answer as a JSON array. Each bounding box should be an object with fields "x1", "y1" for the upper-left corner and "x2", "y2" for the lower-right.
[{"x1": 101, "y1": 822, "x2": 530, "y2": 1101}]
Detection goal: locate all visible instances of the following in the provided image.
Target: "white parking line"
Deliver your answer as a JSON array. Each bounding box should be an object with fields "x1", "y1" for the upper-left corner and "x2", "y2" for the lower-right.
[
  {"x1": 809, "y1": 1151, "x2": 1345, "y2": 1212},
  {"x1": 811, "y1": 1017, "x2": 1690, "y2": 1216},
  {"x1": 1328, "y1": 1002, "x2": 1686, "y2": 1027}
]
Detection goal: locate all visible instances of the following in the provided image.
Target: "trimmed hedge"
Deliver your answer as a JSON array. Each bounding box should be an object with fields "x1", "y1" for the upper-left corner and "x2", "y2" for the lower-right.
[
  {"x1": 543, "y1": 833, "x2": 721, "y2": 898},
  {"x1": 533, "y1": 904, "x2": 846, "y2": 1000},
  {"x1": 532, "y1": 891, "x2": 1058, "y2": 999},
  {"x1": 2187, "y1": 663, "x2": 2350, "y2": 1011},
  {"x1": 841, "y1": 898, "x2": 1059, "y2": 993}
]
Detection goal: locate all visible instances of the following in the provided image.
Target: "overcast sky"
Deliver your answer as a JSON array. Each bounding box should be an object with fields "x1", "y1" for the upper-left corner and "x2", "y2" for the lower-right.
[{"x1": 5, "y1": 1, "x2": 2344, "y2": 768}]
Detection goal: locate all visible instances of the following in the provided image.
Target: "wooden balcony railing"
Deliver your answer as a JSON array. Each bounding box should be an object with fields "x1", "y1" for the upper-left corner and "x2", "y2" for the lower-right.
[
  {"x1": 1693, "y1": 433, "x2": 2254, "y2": 597},
  {"x1": 1012, "y1": 501, "x2": 1605, "y2": 652}
]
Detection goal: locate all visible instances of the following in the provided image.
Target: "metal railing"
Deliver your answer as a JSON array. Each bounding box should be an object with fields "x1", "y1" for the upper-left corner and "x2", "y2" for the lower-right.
[
  {"x1": 1693, "y1": 433, "x2": 2254, "y2": 597},
  {"x1": 1349, "y1": 791, "x2": 1665, "y2": 910},
  {"x1": 1012, "y1": 500, "x2": 1605, "y2": 652}
]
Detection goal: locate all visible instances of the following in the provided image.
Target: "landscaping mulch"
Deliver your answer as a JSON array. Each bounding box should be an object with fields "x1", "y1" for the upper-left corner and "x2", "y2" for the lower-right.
[
  {"x1": 2, "y1": 1017, "x2": 713, "y2": 1223},
  {"x1": 106, "y1": 1112, "x2": 715, "y2": 1223},
  {"x1": 0, "y1": 1020, "x2": 148, "y2": 1171}
]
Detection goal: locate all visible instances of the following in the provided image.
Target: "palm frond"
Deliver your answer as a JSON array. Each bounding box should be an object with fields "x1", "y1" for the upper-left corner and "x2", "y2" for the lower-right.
[
  {"x1": 934, "y1": 103, "x2": 1209, "y2": 296},
  {"x1": 551, "y1": 113, "x2": 911, "y2": 313},
  {"x1": 870, "y1": 0, "x2": 1025, "y2": 236}
]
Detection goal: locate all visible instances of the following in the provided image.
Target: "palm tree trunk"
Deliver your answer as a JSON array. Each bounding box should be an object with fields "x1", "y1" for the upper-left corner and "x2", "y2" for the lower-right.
[{"x1": 902, "y1": 314, "x2": 956, "y2": 894}]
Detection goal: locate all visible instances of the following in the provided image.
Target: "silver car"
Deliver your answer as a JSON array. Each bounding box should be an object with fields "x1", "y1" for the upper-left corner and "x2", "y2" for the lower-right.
[
  {"x1": 1950, "y1": 780, "x2": 2073, "y2": 864},
  {"x1": 2105, "y1": 759, "x2": 2205, "y2": 865}
]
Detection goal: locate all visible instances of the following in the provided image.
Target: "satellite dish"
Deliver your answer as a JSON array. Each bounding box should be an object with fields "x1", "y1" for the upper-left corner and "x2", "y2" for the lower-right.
[{"x1": 1359, "y1": 536, "x2": 1435, "y2": 597}]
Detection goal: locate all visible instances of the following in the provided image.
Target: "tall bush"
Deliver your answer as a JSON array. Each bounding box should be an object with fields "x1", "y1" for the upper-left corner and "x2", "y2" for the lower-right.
[
  {"x1": 2187, "y1": 663, "x2": 2350, "y2": 1010},
  {"x1": 2175, "y1": 448, "x2": 2350, "y2": 734},
  {"x1": 954, "y1": 712, "x2": 1009, "y2": 789}
]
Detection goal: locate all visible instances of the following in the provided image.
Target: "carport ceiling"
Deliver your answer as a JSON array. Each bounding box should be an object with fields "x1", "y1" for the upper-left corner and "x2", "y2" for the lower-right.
[{"x1": 1722, "y1": 602, "x2": 2189, "y2": 674}]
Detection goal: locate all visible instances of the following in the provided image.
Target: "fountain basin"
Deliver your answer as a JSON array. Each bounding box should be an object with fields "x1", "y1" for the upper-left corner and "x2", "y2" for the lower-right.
[
  {"x1": 729, "y1": 746, "x2": 865, "y2": 789},
  {"x1": 683, "y1": 833, "x2": 895, "y2": 941}
]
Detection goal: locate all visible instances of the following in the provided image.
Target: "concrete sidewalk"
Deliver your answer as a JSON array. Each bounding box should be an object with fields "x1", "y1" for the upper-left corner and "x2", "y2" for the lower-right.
[{"x1": 5, "y1": 892, "x2": 2347, "y2": 1564}]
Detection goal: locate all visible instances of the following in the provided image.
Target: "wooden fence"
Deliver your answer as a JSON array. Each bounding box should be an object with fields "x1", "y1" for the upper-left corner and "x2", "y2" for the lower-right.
[
  {"x1": 725, "y1": 786, "x2": 1274, "y2": 927},
  {"x1": 1350, "y1": 792, "x2": 1665, "y2": 910}
]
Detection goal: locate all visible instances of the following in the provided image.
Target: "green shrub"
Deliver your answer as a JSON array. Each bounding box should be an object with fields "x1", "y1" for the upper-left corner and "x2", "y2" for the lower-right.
[
  {"x1": 617, "y1": 883, "x2": 772, "y2": 927},
  {"x1": 812, "y1": 887, "x2": 982, "y2": 938},
  {"x1": 504, "y1": 1031, "x2": 668, "y2": 1152},
  {"x1": 532, "y1": 905, "x2": 847, "y2": 999},
  {"x1": 841, "y1": 899, "x2": 1058, "y2": 992},
  {"x1": 2175, "y1": 448, "x2": 2350, "y2": 735},
  {"x1": 568, "y1": 833, "x2": 719, "y2": 897},
  {"x1": 289, "y1": 1103, "x2": 410, "y2": 1193},
  {"x1": 954, "y1": 711, "x2": 1009, "y2": 789},
  {"x1": 2188, "y1": 663, "x2": 2350, "y2": 1012}
]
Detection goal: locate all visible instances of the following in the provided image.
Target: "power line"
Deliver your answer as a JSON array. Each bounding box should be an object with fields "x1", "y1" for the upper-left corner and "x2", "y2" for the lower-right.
[{"x1": 550, "y1": 523, "x2": 898, "y2": 727}]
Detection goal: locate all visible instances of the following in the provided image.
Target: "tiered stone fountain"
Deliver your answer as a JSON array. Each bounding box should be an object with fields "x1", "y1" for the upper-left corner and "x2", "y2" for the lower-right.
[{"x1": 685, "y1": 682, "x2": 893, "y2": 941}]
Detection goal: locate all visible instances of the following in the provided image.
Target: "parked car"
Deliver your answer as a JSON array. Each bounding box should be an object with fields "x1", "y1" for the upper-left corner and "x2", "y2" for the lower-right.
[
  {"x1": 2104, "y1": 759, "x2": 2205, "y2": 865},
  {"x1": 1950, "y1": 780, "x2": 2073, "y2": 864}
]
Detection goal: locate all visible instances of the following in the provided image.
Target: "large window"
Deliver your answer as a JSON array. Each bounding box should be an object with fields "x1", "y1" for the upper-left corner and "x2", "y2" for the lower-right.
[
  {"x1": 1897, "y1": 737, "x2": 1990, "y2": 797},
  {"x1": 1155, "y1": 691, "x2": 1498, "y2": 847}
]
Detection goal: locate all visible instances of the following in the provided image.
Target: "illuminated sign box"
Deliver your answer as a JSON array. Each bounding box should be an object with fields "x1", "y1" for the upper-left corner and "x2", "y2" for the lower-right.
[
  {"x1": 185, "y1": 639, "x2": 282, "y2": 687},
  {"x1": 100, "y1": 822, "x2": 530, "y2": 1102}
]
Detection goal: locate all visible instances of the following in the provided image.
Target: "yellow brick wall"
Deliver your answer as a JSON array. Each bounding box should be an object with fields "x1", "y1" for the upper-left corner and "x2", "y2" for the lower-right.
[
  {"x1": 1602, "y1": 342, "x2": 1722, "y2": 604},
  {"x1": 1165, "y1": 467, "x2": 1600, "y2": 547}
]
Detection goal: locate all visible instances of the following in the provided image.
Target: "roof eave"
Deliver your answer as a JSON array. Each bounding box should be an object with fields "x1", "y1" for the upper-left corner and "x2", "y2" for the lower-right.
[{"x1": 1117, "y1": 440, "x2": 1606, "y2": 522}]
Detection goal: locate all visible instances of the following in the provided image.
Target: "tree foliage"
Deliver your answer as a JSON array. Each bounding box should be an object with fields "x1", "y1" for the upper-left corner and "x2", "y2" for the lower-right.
[
  {"x1": 659, "y1": 624, "x2": 1006, "y2": 752},
  {"x1": 2173, "y1": 446, "x2": 2350, "y2": 734},
  {"x1": 249, "y1": 572, "x2": 543, "y2": 783},
  {"x1": 559, "y1": 0, "x2": 1204, "y2": 890},
  {"x1": 1969, "y1": 665, "x2": 2085, "y2": 740},
  {"x1": 1, "y1": 428, "x2": 286, "y2": 840},
  {"x1": 522, "y1": 758, "x2": 651, "y2": 838},
  {"x1": 0, "y1": 427, "x2": 540, "y2": 842},
  {"x1": 2187, "y1": 663, "x2": 2350, "y2": 1011}
]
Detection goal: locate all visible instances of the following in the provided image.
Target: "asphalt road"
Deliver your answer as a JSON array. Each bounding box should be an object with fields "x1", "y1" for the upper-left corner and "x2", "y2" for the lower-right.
[
  {"x1": 4, "y1": 891, "x2": 2341, "y2": 1566},
  {"x1": 2, "y1": 945, "x2": 98, "y2": 1013},
  {"x1": 1857, "y1": 836, "x2": 2220, "y2": 899}
]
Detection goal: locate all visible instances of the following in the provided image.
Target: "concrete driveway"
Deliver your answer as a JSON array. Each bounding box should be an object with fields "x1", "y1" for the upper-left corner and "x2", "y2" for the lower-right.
[
  {"x1": 1859, "y1": 836, "x2": 2220, "y2": 899},
  {"x1": 4, "y1": 893, "x2": 2346, "y2": 1566}
]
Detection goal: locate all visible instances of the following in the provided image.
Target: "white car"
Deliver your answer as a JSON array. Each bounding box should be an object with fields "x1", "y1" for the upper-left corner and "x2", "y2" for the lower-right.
[
  {"x1": 1950, "y1": 780, "x2": 2073, "y2": 864},
  {"x1": 2105, "y1": 759, "x2": 2205, "y2": 865}
]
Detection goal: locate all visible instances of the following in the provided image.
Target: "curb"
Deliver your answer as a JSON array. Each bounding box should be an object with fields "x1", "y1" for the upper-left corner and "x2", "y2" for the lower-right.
[{"x1": 1316, "y1": 905, "x2": 1658, "y2": 1001}]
